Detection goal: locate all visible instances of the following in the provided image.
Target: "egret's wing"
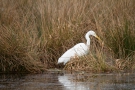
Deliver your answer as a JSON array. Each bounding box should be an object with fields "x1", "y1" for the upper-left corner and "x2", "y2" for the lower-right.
[
  {"x1": 73, "y1": 43, "x2": 89, "y2": 56},
  {"x1": 58, "y1": 43, "x2": 89, "y2": 64},
  {"x1": 58, "y1": 48, "x2": 76, "y2": 64}
]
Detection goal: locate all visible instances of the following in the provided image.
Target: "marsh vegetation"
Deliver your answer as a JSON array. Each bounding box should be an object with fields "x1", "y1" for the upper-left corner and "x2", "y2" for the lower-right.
[{"x1": 0, "y1": 0, "x2": 135, "y2": 73}]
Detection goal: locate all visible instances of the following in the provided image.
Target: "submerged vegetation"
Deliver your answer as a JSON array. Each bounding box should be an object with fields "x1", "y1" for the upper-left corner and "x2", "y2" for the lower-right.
[{"x1": 0, "y1": 0, "x2": 135, "y2": 73}]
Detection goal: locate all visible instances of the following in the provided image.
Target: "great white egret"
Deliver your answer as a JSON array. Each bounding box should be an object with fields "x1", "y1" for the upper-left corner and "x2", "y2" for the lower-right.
[{"x1": 57, "y1": 30, "x2": 101, "y2": 65}]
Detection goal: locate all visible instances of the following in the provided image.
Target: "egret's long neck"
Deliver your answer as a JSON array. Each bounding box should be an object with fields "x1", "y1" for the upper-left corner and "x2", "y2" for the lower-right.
[{"x1": 85, "y1": 33, "x2": 91, "y2": 46}]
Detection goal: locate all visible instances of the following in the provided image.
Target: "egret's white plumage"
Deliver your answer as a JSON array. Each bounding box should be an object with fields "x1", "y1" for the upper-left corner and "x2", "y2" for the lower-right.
[{"x1": 58, "y1": 30, "x2": 100, "y2": 65}]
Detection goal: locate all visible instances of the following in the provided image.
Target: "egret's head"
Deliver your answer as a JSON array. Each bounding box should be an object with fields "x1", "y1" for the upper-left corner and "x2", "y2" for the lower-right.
[
  {"x1": 87, "y1": 30, "x2": 101, "y2": 41},
  {"x1": 88, "y1": 31, "x2": 96, "y2": 36}
]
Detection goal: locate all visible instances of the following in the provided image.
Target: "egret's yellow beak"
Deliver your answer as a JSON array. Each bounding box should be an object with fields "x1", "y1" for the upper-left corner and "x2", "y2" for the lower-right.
[
  {"x1": 95, "y1": 35, "x2": 101, "y2": 41},
  {"x1": 95, "y1": 35, "x2": 104, "y2": 46}
]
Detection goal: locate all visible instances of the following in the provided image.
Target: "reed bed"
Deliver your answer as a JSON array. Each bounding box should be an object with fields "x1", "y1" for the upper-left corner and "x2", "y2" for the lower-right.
[
  {"x1": 0, "y1": 0, "x2": 135, "y2": 73},
  {"x1": 64, "y1": 45, "x2": 116, "y2": 72}
]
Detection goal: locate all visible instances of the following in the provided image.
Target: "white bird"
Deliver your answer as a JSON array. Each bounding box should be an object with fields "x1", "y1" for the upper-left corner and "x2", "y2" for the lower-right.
[{"x1": 57, "y1": 30, "x2": 101, "y2": 65}]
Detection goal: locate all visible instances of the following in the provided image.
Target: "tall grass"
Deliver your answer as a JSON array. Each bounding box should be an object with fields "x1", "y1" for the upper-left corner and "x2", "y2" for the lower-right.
[{"x1": 0, "y1": 0, "x2": 135, "y2": 73}]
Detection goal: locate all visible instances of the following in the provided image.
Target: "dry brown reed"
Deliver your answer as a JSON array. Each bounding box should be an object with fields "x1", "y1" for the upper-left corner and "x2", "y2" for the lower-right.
[{"x1": 0, "y1": 0, "x2": 135, "y2": 73}]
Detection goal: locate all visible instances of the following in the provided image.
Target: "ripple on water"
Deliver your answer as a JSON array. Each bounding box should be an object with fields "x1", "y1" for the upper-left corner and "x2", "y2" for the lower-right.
[{"x1": 0, "y1": 72, "x2": 135, "y2": 90}]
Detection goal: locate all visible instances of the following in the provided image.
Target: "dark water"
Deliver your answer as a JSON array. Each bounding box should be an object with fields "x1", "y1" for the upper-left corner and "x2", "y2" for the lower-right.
[{"x1": 0, "y1": 71, "x2": 135, "y2": 90}]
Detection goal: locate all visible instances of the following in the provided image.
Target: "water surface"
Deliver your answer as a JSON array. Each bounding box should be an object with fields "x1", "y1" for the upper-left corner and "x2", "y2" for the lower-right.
[{"x1": 0, "y1": 71, "x2": 135, "y2": 90}]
